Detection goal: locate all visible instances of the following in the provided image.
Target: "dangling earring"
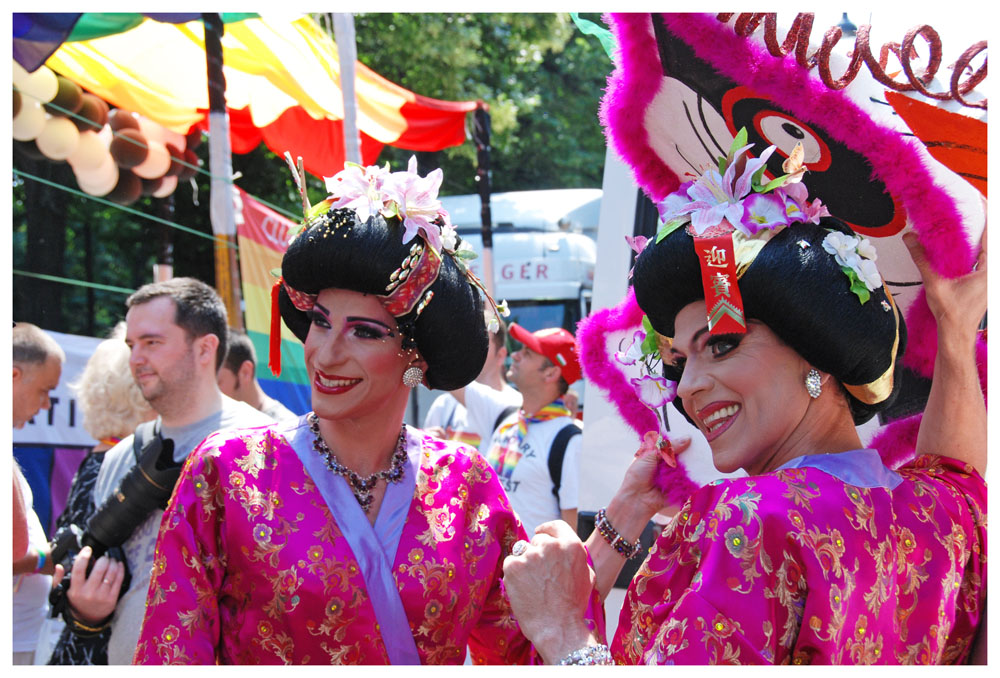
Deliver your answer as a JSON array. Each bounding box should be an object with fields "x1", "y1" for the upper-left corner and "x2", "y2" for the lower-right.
[
  {"x1": 403, "y1": 366, "x2": 424, "y2": 388},
  {"x1": 805, "y1": 369, "x2": 822, "y2": 399}
]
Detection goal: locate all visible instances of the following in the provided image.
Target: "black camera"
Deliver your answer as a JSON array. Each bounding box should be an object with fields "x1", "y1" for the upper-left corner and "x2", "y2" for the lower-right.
[{"x1": 49, "y1": 430, "x2": 184, "y2": 617}]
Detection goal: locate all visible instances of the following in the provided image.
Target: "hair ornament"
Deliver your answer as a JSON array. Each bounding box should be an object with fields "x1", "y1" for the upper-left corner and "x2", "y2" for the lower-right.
[
  {"x1": 652, "y1": 127, "x2": 836, "y2": 336},
  {"x1": 269, "y1": 155, "x2": 511, "y2": 375},
  {"x1": 611, "y1": 317, "x2": 678, "y2": 456},
  {"x1": 821, "y1": 231, "x2": 883, "y2": 303}
]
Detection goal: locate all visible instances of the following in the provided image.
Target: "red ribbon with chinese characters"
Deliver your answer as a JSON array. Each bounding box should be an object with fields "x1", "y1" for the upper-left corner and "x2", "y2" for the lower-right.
[{"x1": 694, "y1": 232, "x2": 746, "y2": 335}]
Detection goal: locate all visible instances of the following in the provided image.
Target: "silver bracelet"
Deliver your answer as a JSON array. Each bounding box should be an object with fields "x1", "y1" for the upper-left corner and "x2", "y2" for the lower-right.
[{"x1": 557, "y1": 644, "x2": 614, "y2": 665}]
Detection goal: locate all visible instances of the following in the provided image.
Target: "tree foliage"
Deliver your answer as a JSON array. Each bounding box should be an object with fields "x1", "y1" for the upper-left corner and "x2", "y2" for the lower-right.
[
  {"x1": 12, "y1": 13, "x2": 613, "y2": 337},
  {"x1": 350, "y1": 12, "x2": 609, "y2": 194}
]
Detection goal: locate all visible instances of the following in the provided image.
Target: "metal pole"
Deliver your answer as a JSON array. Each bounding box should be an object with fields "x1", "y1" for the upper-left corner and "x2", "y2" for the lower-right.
[
  {"x1": 472, "y1": 103, "x2": 496, "y2": 298},
  {"x1": 332, "y1": 13, "x2": 362, "y2": 165},
  {"x1": 203, "y1": 12, "x2": 244, "y2": 329},
  {"x1": 154, "y1": 195, "x2": 175, "y2": 283}
]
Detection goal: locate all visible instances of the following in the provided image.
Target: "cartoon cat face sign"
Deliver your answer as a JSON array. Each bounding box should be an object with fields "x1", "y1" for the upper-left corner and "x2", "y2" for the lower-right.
[
  {"x1": 586, "y1": 12, "x2": 986, "y2": 474},
  {"x1": 601, "y1": 13, "x2": 985, "y2": 315}
]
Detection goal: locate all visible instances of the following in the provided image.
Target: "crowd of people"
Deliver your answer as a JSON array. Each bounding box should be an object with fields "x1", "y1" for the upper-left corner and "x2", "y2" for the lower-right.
[{"x1": 11, "y1": 149, "x2": 986, "y2": 665}]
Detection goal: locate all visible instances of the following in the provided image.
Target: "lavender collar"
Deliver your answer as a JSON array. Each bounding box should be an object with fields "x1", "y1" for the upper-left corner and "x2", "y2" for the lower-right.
[
  {"x1": 283, "y1": 415, "x2": 422, "y2": 664},
  {"x1": 777, "y1": 448, "x2": 902, "y2": 490}
]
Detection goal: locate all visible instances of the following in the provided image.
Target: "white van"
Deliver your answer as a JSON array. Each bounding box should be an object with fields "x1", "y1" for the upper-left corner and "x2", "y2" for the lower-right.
[{"x1": 440, "y1": 188, "x2": 600, "y2": 335}]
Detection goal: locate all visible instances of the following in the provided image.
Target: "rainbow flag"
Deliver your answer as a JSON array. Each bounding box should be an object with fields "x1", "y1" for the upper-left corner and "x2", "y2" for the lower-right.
[
  {"x1": 485, "y1": 441, "x2": 522, "y2": 480},
  {"x1": 236, "y1": 188, "x2": 309, "y2": 414},
  {"x1": 444, "y1": 429, "x2": 482, "y2": 449}
]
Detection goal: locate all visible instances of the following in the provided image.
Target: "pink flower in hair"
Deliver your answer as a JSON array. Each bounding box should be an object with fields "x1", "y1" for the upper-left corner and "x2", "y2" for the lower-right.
[
  {"x1": 324, "y1": 162, "x2": 390, "y2": 223},
  {"x1": 741, "y1": 192, "x2": 789, "y2": 235},
  {"x1": 779, "y1": 182, "x2": 830, "y2": 225},
  {"x1": 631, "y1": 374, "x2": 677, "y2": 410},
  {"x1": 658, "y1": 144, "x2": 778, "y2": 236},
  {"x1": 383, "y1": 156, "x2": 446, "y2": 251}
]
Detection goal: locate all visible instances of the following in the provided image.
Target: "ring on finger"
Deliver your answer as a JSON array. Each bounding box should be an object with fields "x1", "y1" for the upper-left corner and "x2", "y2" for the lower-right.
[{"x1": 512, "y1": 540, "x2": 529, "y2": 557}]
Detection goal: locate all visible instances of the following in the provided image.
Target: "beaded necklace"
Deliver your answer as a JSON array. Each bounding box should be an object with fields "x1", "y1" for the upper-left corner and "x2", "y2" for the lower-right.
[{"x1": 308, "y1": 413, "x2": 408, "y2": 513}]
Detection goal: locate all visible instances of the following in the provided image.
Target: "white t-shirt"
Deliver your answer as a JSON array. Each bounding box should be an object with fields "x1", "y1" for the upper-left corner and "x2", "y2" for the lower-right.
[
  {"x1": 467, "y1": 382, "x2": 580, "y2": 535},
  {"x1": 461, "y1": 382, "x2": 522, "y2": 457},
  {"x1": 12, "y1": 467, "x2": 52, "y2": 653},
  {"x1": 426, "y1": 384, "x2": 522, "y2": 457}
]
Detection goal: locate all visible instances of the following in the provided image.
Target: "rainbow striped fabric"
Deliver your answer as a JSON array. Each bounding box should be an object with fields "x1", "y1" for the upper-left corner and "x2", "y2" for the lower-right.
[
  {"x1": 236, "y1": 188, "x2": 309, "y2": 414},
  {"x1": 487, "y1": 399, "x2": 572, "y2": 478}
]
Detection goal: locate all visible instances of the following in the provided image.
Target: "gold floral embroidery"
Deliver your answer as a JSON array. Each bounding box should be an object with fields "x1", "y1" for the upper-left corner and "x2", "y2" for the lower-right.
[{"x1": 234, "y1": 434, "x2": 273, "y2": 479}]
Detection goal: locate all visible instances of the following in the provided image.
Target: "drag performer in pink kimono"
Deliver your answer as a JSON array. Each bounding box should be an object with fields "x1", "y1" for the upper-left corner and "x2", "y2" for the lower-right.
[
  {"x1": 502, "y1": 132, "x2": 987, "y2": 664},
  {"x1": 133, "y1": 159, "x2": 536, "y2": 664}
]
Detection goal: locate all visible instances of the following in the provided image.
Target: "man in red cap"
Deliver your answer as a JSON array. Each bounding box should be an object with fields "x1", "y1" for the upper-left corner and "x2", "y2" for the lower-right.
[{"x1": 450, "y1": 324, "x2": 582, "y2": 536}]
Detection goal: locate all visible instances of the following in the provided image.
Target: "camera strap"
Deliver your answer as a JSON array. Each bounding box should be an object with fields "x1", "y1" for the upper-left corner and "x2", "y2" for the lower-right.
[{"x1": 131, "y1": 419, "x2": 161, "y2": 463}]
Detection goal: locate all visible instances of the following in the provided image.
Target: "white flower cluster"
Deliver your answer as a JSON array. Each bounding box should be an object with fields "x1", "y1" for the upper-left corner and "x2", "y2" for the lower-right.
[{"x1": 821, "y1": 231, "x2": 882, "y2": 292}]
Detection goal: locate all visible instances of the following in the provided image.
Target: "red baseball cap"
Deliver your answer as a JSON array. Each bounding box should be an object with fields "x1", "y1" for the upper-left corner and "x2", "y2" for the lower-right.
[{"x1": 508, "y1": 324, "x2": 582, "y2": 385}]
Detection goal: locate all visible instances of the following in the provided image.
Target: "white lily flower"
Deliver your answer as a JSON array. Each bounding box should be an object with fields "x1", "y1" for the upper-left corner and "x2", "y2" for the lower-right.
[
  {"x1": 441, "y1": 224, "x2": 458, "y2": 252},
  {"x1": 856, "y1": 237, "x2": 878, "y2": 261},
  {"x1": 630, "y1": 375, "x2": 677, "y2": 409},
  {"x1": 856, "y1": 258, "x2": 883, "y2": 291},
  {"x1": 822, "y1": 232, "x2": 861, "y2": 268}
]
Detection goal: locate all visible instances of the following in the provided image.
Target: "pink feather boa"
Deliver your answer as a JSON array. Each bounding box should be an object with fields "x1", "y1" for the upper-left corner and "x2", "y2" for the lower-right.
[{"x1": 577, "y1": 289, "x2": 699, "y2": 503}]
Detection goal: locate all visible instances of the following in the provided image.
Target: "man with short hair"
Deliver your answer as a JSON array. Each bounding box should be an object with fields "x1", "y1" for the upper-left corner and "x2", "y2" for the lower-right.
[
  {"x1": 12, "y1": 323, "x2": 65, "y2": 430},
  {"x1": 12, "y1": 323, "x2": 64, "y2": 664},
  {"x1": 452, "y1": 324, "x2": 582, "y2": 536},
  {"x1": 217, "y1": 328, "x2": 296, "y2": 422},
  {"x1": 424, "y1": 315, "x2": 520, "y2": 454},
  {"x1": 59, "y1": 278, "x2": 272, "y2": 664}
]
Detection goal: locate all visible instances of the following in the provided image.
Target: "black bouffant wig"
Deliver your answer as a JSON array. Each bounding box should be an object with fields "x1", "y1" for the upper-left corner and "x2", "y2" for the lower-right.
[
  {"x1": 278, "y1": 207, "x2": 488, "y2": 391},
  {"x1": 632, "y1": 216, "x2": 906, "y2": 424}
]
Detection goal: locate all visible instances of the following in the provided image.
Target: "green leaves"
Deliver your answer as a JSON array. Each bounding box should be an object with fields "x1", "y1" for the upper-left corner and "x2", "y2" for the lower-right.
[
  {"x1": 656, "y1": 217, "x2": 686, "y2": 243},
  {"x1": 721, "y1": 127, "x2": 749, "y2": 171},
  {"x1": 841, "y1": 265, "x2": 872, "y2": 304},
  {"x1": 640, "y1": 315, "x2": 660, "y2": 356},
  {"x1": 353, "y1": 13, "x2": 608, "y2": 194},
  {"x1": 755, "y1": 173, "x2": 791, "y2": 193}
]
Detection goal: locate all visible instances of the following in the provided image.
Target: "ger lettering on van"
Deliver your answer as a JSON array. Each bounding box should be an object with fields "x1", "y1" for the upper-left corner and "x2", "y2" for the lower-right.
[{"x1": 439, "y1": 188, "x2": 599, "y2": 335}]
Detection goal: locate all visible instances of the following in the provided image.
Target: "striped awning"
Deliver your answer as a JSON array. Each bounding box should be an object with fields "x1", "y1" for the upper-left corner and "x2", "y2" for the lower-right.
[{"x1": 41, "y1": 14, "x2": 478, "y2": 177}]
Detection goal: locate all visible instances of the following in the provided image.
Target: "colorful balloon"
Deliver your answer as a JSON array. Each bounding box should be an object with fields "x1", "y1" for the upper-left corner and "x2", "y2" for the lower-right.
[
  {"x1": 133, "y1": 139, "x2": 171, "y2": 179},
  {"x1": 44, "y1": 75, "x2": 83, "y2": 117},
  {"x1": 72, "y1": 93, "x2": 109, "y2": 132},
  {"x1": 15, "y1": 64, "x2": 58, "y2": 104},
  {"x1": 108, "y1": 108, "x2": 140, "y2": 131},
  {"x1": 67, "y1": 130, "x2": 111, "y2": 171},
  {"x1": 151, "y1": 174, "x2": 179, "y2": 199},
  {"x1": 36, "y1": 115, "x2": 81, "y2": 160},
  {"x1": 75, "y1": 153, "x2": 119, "y2": 197},
  {"x1": 106, "y1": 168, "x2": 143, "y2": 205},
  {"x1": 110, "y1": 128, "x2": 149, "y2": 168},
  {"x1": 177, "y1": 148, "x2": 201, "y2": 182},
  {"x1": 12, "y1": 99, "x2": 47, "y2": 141}
]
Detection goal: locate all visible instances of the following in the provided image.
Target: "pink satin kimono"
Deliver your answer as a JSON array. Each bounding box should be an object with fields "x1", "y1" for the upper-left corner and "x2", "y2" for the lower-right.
[
  {"x1": 134, "y1": 416, "x2": 536, "y2": 665},
  {"x1": 611, "y1": 452, "x2": 986, "y2": 664}
]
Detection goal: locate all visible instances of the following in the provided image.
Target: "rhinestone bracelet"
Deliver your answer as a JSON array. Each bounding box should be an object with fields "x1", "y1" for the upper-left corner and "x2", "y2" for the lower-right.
[
  {"x1": 595, "y1": 507, "x2": 642, "y2": 559},
  {"x1": 557, "y1": 644, "x2": 614, "y2": 665}
]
